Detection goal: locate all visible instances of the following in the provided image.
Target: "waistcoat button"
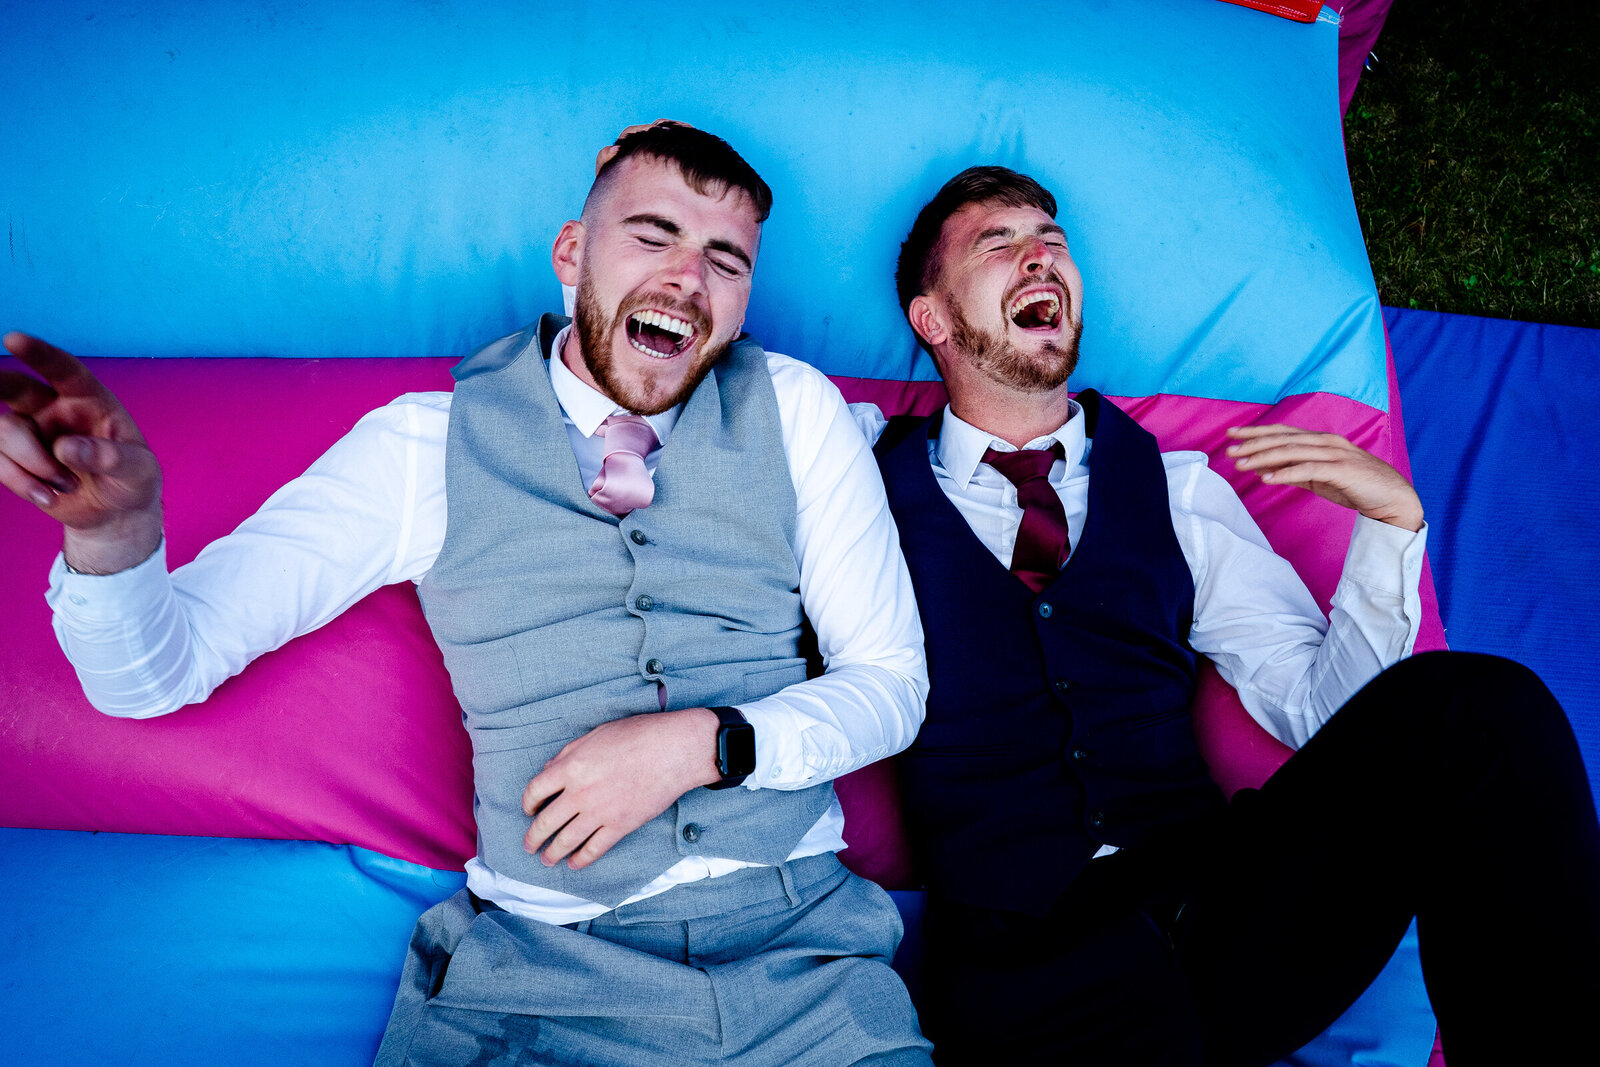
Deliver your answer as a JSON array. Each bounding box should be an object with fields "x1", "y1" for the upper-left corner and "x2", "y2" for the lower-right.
[
  {"x1": 1054, "y1": 678, "x2": 1071, "y2": 692},
  {"x1": 1071, "y1": 747, "x2": 1091, "y2": 762},
  {"x1": 1089, "y1": 811, "x2": 1106, "y2": 830},
  {"x1": 630, "y1": 529, "x2": 649, "y2": 545},
  {"x1": 1038, "y1": 602, "x2": 1054, "y2": 619},
  {"x1": 645, "y1": 658, "x2": 665, "y2": 675},
  {"x1": 681, "y1": 823, "x2": 701, "y2": 844},
  {"x1": 635, "y1": 594, "x2": 654, "y2": 611}
]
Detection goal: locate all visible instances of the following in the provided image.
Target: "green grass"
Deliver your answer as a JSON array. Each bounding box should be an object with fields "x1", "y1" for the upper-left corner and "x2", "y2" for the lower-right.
[{"x1": 1343, "y1": 0, "x2": 1600, "y2": 327}]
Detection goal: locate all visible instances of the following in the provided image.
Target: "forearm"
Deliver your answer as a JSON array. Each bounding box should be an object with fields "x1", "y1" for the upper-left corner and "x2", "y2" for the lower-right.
[
  {"x1": 738, "y1": 656, "x2": 927, "y2": 789},
  {"x1": 45, "y1": 395, "x2": 446, "y2": 718},
  {"x1": 1200, "y1": 515, "x2": 1426, "y2": 749},
  {"x1": 1299, "y1": 514, "x2": 1428, "y2": 716},
  {"x1": 48, "y1": 543, "x2": 203, "y2": 716},
  {"x1": 756, "y1": 356, "x2": 928, "y2": 789}
]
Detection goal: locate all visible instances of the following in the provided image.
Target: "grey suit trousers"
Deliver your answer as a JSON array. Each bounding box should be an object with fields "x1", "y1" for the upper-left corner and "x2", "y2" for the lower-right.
[{"x1": 375, "y1": 852, "x2": 933, "y2": 1066}]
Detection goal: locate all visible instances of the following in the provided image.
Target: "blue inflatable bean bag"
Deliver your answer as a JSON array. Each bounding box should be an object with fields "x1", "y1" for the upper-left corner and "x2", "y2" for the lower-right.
[{"x1": 0, "y1": 3, "x2": 1462, "y2": 1064}]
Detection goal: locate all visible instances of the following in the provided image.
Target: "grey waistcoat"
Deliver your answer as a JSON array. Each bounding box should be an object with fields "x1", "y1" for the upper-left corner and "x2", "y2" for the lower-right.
[{"x1": 418, "y1": 315, "x2": 835, "y2": 907}]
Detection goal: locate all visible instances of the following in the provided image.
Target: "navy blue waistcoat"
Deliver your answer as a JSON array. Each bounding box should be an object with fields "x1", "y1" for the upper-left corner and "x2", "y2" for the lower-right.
[{"x1": 878, "y1": 391, "x2": 1223, "y2": 916}]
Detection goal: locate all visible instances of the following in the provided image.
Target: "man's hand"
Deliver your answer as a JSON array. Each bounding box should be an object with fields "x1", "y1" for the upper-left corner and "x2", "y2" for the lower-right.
[
  {"x1": 0, "y1": 332, "x2": 164, "y2": 572},
  {"x1": 521, "y1": 707, "x2": 723, "y2": 870},
  {"x1": 1226, "y1": 424, "x2": 1424, "y2": 532}
]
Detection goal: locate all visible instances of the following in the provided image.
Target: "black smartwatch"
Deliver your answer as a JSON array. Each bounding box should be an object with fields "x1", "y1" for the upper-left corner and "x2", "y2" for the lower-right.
[{"x1": 707, "y1": 705, "x2": 756, "y2": 790}]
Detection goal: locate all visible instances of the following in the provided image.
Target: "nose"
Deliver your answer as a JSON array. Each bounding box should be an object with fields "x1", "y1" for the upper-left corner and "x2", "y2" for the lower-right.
[
  {"x1": 659, "y1": 246, "x2": 709, "y2": 296},
  {"x1": 1021, "y1": 237, "x2": 1054, "y2": 276}
]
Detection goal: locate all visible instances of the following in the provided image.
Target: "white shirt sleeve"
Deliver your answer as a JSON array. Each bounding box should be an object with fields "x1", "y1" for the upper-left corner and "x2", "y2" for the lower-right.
[
  {"x1": 47, "y1": 364, "x2": 925, "y2": 788},
  {"x1": 47, "y1": 392, "x2": 452, "y2": 717},
  {"x1": 737, "y1": 358, "x2": 927, "y2": 789},
  {"x1": 1167, "y1": 452, "x2": 1427, "y2": 749}
]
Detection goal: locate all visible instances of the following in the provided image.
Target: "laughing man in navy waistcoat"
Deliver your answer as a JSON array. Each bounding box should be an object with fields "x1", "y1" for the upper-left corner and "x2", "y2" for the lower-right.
[{"x1": 864, "y1": 165, "x2": 1600, "y2": 1066}]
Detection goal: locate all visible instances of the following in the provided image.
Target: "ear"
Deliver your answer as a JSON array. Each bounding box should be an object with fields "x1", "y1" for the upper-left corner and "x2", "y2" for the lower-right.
[
  {"x1": 551, "y1": 220, "x2": 585, "y2": 286},
  {"x1": 908, "y1": 293, "x2": 949, "y2": 349}
]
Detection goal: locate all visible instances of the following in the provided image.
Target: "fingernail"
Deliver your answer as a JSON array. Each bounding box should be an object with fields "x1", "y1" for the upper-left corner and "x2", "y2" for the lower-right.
[
  {"x1": 29, "y1": 485, "x2": 56, "y2": 507},
  {"x1": 50, "y1": 473, "x2": 79, "y2": 493},
  {"x1": 57, "y1": 438, "x2": 89, "y2": 466}
]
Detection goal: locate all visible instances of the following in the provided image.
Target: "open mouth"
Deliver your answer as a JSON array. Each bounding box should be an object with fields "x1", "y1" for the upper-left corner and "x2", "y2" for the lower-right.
[
  {"x1": 626, "y1": 309, "x2": 698, "y2": 359},
  {"x1": 1007, "y1": 287, "x2": 1063, "y2": 331}
]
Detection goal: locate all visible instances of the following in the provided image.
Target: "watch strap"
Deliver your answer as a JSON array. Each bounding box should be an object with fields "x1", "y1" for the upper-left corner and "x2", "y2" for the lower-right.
[{"x1": 706, "y1": 705, "x2": 754, "y2": 790}]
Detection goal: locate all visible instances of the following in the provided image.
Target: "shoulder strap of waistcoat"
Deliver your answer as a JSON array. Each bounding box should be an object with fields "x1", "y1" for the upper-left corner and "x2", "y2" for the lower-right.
[
  {"x1": 449, "y1": 314, "x2": 571, "y2": 382},
  {"x1": 874, "y1": 413, "x2": 932, "y2": 459}
]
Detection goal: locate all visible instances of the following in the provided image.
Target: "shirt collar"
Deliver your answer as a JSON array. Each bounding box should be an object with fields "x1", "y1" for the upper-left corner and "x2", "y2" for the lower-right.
[
  {"x1": 935, "y1": 398, "x2": 1087, "y2": 489},
  {"x1": 547, "y1": 324, "x2": 683, "y2": 442}
]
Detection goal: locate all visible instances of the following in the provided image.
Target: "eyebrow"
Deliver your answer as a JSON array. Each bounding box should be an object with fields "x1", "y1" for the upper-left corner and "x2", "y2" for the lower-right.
[
  {"x1": 622, "y1": 213, "x2": 754, "y2": 272},
  {"x1": 971, "y1": 221, "x2": 1068, "y2": 249}
]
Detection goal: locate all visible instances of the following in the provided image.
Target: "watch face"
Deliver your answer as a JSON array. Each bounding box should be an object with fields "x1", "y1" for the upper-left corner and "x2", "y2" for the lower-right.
[{"x1": 720, "y1": 721, "x2": 757, "y2": 778}]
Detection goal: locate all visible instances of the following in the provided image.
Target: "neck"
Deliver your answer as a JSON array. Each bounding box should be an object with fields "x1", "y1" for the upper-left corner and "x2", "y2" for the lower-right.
[
  {"x1": 558, "y1": 329, "x2": 594, "y2": 388},
  {"x1": 946, "y1": 378, "x2": 1076, "y2": 450}
]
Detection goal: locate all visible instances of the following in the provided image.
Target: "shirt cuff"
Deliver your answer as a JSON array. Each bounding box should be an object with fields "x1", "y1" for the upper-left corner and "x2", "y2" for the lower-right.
[
  {"x1": 1340, "y1": 514, "x2": 1428, "y2": 594},
  {"x1": 735, "y1": 700, "x2": 806, "y2": 790},
  {"x1": 47, "y1": 539, "x2": 172, "y2": 622}
]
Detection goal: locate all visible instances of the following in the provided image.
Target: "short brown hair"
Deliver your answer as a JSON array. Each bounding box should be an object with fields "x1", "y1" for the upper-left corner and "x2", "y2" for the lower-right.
[
  {"x1": 895, "y1": 166, "x2": 1058, "y2": 317},
  {"x1": 592, "y1": 121, "x2": 773, "y2": 223}
]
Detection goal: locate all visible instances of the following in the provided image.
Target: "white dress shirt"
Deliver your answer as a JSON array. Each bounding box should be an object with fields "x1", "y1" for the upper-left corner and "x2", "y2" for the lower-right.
[
  {"x1": 854, "y1": 399, "x2": 1427, "y2": 751},
  {"x1": 48, "y1": 328, "x2": 927, "y2": 924}
]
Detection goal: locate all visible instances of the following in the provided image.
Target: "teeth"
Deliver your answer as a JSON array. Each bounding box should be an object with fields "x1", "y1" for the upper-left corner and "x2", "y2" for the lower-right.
[
  {"x1": 630, "y1": 310, "x2": 693, "y2": 337},
  {"x1": 1008, "y1": 290, "x2": 1061, "y2": 320},
  {"x1": 630, "y1": 337, "x2": 675, "y2": 358}
]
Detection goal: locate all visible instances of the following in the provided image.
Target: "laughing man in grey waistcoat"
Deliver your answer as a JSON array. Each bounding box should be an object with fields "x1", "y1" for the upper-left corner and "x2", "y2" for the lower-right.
[{"x1": 3, "y1": 123, "x2": 934, "y2": 1065}]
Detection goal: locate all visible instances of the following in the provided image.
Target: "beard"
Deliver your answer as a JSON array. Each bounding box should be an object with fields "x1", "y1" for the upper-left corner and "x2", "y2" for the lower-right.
[
  {"x1": 945, "y1": 283, "x2": 1082, "y2": 393},
  {"x1": 572, "y1": 275, "x2": 729, "y2": 415}
]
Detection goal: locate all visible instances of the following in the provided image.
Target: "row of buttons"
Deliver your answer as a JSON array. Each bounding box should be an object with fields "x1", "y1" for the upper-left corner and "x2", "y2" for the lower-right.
[
  {"x1": 1041, "y1": 624, "x2": 1105, "y2": 829},
  {"x1": 629, "y1": 529, "x2": 658, "y2": 676},
  {"x1": 627, "y1": 527, "x2": 659, "y2": 672}
]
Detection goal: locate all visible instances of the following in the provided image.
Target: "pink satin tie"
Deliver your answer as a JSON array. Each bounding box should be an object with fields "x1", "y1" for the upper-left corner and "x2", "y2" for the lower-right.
[{"x1": 589, "y1": 414, "x2": 659, "y2": 516}]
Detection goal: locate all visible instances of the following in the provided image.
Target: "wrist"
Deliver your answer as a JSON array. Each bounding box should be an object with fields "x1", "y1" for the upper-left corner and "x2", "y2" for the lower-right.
[
  {"x1": 674, "y1": 706, "x2": 724, "y2": 790},
  {"x1": 62, "y1": 508, "x2": 164, "y2": 575}
]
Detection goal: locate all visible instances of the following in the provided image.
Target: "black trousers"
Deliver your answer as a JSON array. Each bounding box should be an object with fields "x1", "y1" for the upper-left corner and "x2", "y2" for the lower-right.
[{"x1": 920, "y1": 652, "x2": 1600, "y2": 1067}]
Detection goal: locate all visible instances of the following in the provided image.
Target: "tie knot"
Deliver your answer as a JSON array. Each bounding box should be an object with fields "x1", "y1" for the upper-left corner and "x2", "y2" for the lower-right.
[
  {"x1": 589, "y1": 415, "x2": 659, "y2": 517},
  {"x1": 597, "y1": 414, "x2": 658, "y2": 459},
  {"x1": 982, "y1": 442, "x2": 1063, "y2": 488}
]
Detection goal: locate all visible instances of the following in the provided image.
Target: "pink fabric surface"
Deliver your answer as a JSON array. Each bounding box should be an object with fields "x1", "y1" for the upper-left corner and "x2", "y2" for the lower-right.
[
  {"x1": 2, "y1": 358, "x2": 1443, "y2": 889},
  {"x1": 1335, "y1": 0, "x2": 1395, "y2": 115},
  {"x1": 0, "y1": 358, "x2": 476, "y2": 871}
]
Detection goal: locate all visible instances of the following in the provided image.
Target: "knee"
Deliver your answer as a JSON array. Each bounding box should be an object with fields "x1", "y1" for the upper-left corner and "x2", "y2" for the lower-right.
[
  {"x1": 1382, "y1": 651, "x2": 1551, "y2": 712},
  {"x1": 1381, "y1": 651, "x2": 1575, "y2": 758}
]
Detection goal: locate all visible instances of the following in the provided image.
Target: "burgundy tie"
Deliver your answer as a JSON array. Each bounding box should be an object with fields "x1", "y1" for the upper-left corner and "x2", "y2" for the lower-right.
[
  {"x1": 589, "y1": 414, "x2": 659, "y2": 516},
  {"x1": 983, "y1": 443, "x2": 1069, "y2": 593}
]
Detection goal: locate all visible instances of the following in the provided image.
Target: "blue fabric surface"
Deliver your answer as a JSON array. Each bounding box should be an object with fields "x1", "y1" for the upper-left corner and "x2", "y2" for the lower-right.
[
  {"x1": 2, "y1": 1, "x2": 1384, "y2": 405},
  {"x1": 0, "y1": 829, "x2": 463, "y2": 1066},
  {"x1": 2, "y1": 829, "x2": 1430, "y2": 1066},
  {"x1": 1387, "y1": 307, "x2": 1600, "y2": 809},
  {"x1": 0, "y1": 5, "x2": 1460, "y2": 1063}
]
